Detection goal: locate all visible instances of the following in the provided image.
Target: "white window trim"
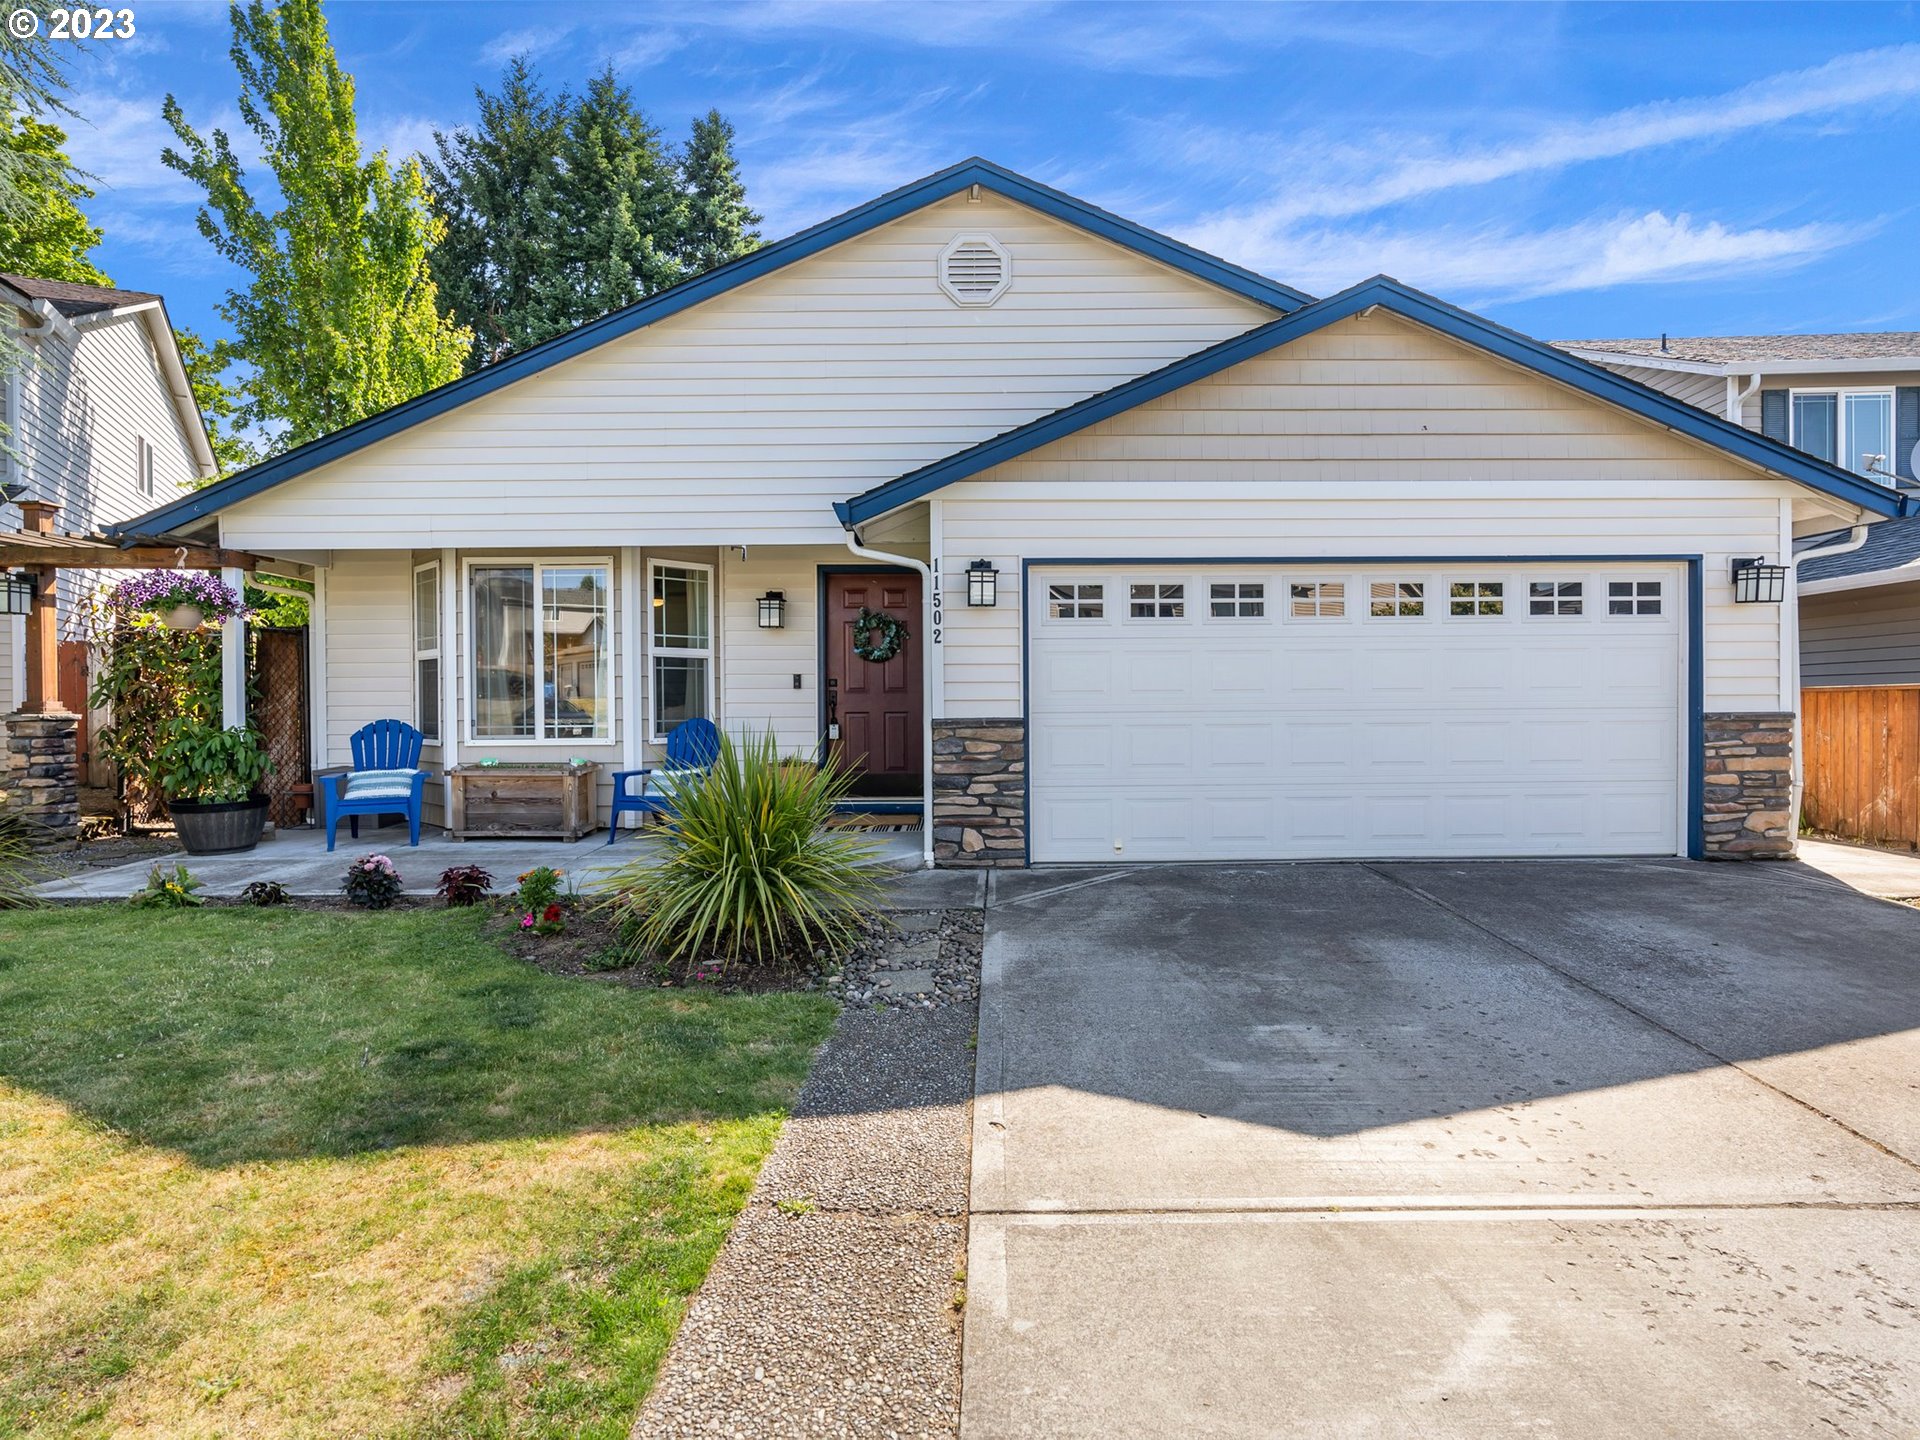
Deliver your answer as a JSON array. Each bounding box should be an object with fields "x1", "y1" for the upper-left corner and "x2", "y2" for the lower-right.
[
  {"x1": 1126, "y1": 579, "x2": 1189, "y2": 621},
  {"x1": 1605, "y1": 577, "x2": 1666, "y2": 618},
  {"x1": 648, "y1": 557, "x2": 715, "y2": 743},
  {"x1": 1207, "y1": 578, "x2": 1270, "y2": 621},
  {"x1": 1045, "y1": 579, "x2": 1109, "y2": 622},
  {"x1": 412, "y1": 560, "x2": 441, "y2": 744},
  {"x1": 0, "y1": 369, "x2": 19, "y2": 484},
  {"x1": 1365, "y1": 575, "x2": 1431, "y2": 621},
  {"x1": 1524, "y1": 576, "x2": 1587, "y2": 619},
  {"x1": 1789, "y1": 386, "x2": 1896, "y2": 478},
  {"x1": 135, "y1": 434, "x2": 154, "y2": 498},
  {"x1": 1445, "y1": 578, "x2": 1508, "y2": 619},
  {"x1": 462, "y1": 555, "x2": 614, "y2": 745}
]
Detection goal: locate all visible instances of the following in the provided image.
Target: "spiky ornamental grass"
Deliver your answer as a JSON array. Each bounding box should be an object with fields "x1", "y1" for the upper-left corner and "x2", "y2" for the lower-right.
[
  {"x1": 0, "y1": 806, "x2": 45, "y2": 910},
  {"x1": 600, "y1": 730, "x2": 888, "y2": 971}
]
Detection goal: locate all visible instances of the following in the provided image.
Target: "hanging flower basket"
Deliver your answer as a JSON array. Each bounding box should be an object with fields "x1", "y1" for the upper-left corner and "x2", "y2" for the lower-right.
[{"x1": 107, "y1": 570, "x2": 249, "y2": 628}]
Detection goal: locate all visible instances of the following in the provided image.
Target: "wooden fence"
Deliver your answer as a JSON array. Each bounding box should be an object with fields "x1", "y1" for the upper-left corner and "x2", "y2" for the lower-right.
[{"x1": 1801, "y1": 686, "x2": 1920, "y2": 850}]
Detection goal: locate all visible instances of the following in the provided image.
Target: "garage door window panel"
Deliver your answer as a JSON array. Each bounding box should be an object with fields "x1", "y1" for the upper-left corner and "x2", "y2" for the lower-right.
[
  {"x1": 1528, "y1": 580, "x2": 1583, "y2": 617},
  {"x1": 1369, "y1": 580, "x2": 1425, "y2": 618},
  {"x1": 1129, "y1": 582, "x2": 1185, "y2": 619},
  {"x1": 1289, "y1": 581, "x2": 1346, "y2": 619},
  {"x1": 1210, "y1": 582, "x2": 1266, "y2": 618},
  {"x1": 1449, "y1": 580, "x2": 1504, "y2": 617},
  {"x1": 1608, "y1": 580, "x2": 1662, "y2": 616},
  {"x1": 1047, "y1": 582, "x2": 1105, "y2": 620}
]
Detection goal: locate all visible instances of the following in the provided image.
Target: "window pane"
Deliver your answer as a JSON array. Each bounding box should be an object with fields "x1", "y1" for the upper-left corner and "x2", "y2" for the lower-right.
[
  {"x1": 1845, "y1": 392, "x2": 1893, "y2": 477},
  {"x1": 413, "y1": 567, "x2": 438, "y2": 651},
  {"x1": 472, "y1": 566, "x2": 536, "y2": 737},
  {"x1": 544, "y1": 566, "x2": 609, "y2": 739},
  {"x1": 654, "y1": 655, "x2": 709, "y2": 733},
  {"x1": 653, "y1": 565, "x2": 710, "y2": 648},
  {"x1": 1793, "y1": 393, "x2": 1837, "y2": 463},
  {"x1": 417, "y1": 657, "x2": 440, "y2": 741}
]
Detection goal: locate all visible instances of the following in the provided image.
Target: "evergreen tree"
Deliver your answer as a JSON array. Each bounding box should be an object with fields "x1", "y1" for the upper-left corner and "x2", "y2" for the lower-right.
[
  {"x1": 676, "y1": 110, "x2": 760, "y2": 275},
  {"x1": 424, "y1": 57, "x2": 569, "y2": 371},
  {"x1": 537, "y1": 66, "x2": 685, "y2": 334},
  {"x1": 162, "y1": 0, "x2": 470, "y2": 452},
  {"x1": 0, "y1": 113, "x2": 110, "y2": 285}
]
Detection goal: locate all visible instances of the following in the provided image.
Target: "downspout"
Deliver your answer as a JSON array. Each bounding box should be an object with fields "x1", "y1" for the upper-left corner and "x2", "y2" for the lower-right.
[
  {"x1": 22, "y1": 299, "x2": 75, "y2": 344},
  {"x1": 1725, "y1": 370, "x2": 1763, "y2": 426},
  {"x1": 1786, "y1": 522, "x2": 1871, "y2": 835},
  {"x1": 842, "y1": 526, "x2": 937, "y2": 870}
]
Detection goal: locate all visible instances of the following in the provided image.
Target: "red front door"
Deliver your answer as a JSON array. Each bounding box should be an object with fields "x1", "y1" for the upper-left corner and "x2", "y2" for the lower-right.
[{"x1": 825, "y1": 570, "x2": 922, "y2": 795}]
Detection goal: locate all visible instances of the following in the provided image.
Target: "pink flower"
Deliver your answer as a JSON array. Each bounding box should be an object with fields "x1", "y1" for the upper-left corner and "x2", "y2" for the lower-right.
[{"x1": 519, "y1": 912, "x2": 535, "y2": 930}]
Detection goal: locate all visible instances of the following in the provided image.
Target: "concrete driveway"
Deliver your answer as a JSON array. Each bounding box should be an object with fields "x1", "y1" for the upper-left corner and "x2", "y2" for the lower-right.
[{"x1": 964, "y1": 859, "x2": 1920, "y2": 1438}]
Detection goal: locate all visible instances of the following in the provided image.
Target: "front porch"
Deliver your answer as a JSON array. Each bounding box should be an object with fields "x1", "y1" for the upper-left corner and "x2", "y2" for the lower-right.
[{"x1": 35, "y1": 820, "x2": 925, "y2": 900}]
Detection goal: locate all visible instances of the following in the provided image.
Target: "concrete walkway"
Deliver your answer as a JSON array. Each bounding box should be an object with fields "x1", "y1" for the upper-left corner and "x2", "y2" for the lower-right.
[
  {"x1": 37, "y1": 823, "x2": 924, "y2": 899},
  {"x1": 1798, "y1": 836, "x2": 1920, "y2": 899},
  {"x1": 964, "y1": 859, "x2": 1920, "y2": 1438}
]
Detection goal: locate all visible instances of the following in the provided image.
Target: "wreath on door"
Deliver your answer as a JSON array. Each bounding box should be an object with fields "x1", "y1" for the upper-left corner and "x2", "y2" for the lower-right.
[{"x1": 851, "y1": 606, "x2": 910, "y2": 664}]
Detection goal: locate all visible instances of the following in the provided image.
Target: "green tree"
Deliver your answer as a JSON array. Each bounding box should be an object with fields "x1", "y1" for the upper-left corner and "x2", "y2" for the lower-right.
[
  {"x1": 173, "y1": 327, "x2": 256, "y2": 478},
  {"x1": 535, "y1": 66, "x2": 685, "y2": 337},
  {"x1": 161, "y1": 0, "x2": 470, "y2": 452},
  {"x1": 676, "y1": 109, "x2": 760, "y2": 275},
  {"x1": 0, "y1": 112, "x2": 110, "y2": 284},
  {"x1": 424, "y1": 57, "x2": 569, "y2": 371}
]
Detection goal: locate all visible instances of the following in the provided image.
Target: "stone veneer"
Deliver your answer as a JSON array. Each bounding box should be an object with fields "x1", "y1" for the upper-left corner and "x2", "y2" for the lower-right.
[
  {"x1": 931, "y1": 718, "x2": 1026, "y2": 867},
  {"x1": 4, "y1": 711, "x2": 80, "y2": 845},
  {"x1": 1702, "y1": 711, "x2": 1794, "y2": 859}
]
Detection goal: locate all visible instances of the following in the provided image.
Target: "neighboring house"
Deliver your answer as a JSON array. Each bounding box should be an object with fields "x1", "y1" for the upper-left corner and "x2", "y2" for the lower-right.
[
  {"x1": 0, "y1": 274, "x2": 217, "y2": 715},
  {"x1": 1558, "y1": 334, "x2": 1920, "y2": 689},
  {"x1": 110, "y1": 160, "x2": 1903, "y2": 867}
]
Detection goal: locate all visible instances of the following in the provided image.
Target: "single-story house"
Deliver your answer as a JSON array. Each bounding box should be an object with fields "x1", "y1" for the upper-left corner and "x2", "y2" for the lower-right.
[{"x1": 108, "y1": 159, "x2": 1907, "y2": 867}]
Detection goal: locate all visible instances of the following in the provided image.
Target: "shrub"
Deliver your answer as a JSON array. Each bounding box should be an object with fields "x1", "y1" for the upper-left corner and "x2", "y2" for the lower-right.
[
  {"x1": 599, "y1": 729, "x2": 886, "y2": 971},
  {"x1": 436, "y1": 864, "x2": 494, "y2": 907},
  {"x1": 130, "y1": 862, "x2": 204, "y2": 909},
  {"x1": 0, "y1": 807, "x2": 45, "y2": 909},
  {"x1": 513, "y1": 866, "x2": 566, "y2": 913},
  {"x1": 154, "y1": 718, "x2": 273, "y2": 803},
  {"x1": 240, "y1": 879, "x2": 290, "y2": 906},
  {"x1": 343, "y1": 854, "x2": 404, "y2": 909}
]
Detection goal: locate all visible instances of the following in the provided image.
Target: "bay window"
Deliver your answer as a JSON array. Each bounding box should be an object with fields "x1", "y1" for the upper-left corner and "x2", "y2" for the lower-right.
[
  {"x1": 650, "y1": 561, "x2": 712, "y2": 739},
  {"x1": 1792, "y1": 389, "x2": 1894, "y2": 478},
  {"x1": 469, "y1": 560, "x2": 610, "y2": 740}
]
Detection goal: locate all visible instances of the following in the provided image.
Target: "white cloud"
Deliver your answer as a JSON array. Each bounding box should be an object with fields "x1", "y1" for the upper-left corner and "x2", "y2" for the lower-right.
[
  {"x1": 1169, "y1": 43, "x2": 1920, "y2": 232},
  {"x1": 1215, "y1": 210, "x2": 1856, "y2": 305},
  {"x1": 478, "y1": 24, "x2": 575, "y2": 66}
]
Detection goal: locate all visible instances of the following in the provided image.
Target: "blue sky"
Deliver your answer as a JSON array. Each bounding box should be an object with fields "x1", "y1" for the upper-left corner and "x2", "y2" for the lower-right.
[{"x1": 58, "y1": 0, "x2": 1920, "y2": 347}]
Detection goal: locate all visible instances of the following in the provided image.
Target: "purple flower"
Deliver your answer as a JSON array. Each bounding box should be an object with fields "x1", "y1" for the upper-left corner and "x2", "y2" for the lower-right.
[{"x1": 107, "y1": 570, "x2": 249, "y2": 623}]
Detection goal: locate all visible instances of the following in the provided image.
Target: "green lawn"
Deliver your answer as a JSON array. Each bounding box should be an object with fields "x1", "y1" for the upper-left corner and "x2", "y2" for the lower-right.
[{"x1": 0, "y1": 905, "x2": 835, "y2": 1439}]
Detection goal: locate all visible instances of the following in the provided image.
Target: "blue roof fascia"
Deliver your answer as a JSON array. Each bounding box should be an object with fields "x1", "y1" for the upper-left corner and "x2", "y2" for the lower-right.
[
  {"x1": 110, "y1": 158, "x2": 1310, "y2": 539},
  {"x1": 840, "y1": 275, "x2": 1908, "y2": 527}
]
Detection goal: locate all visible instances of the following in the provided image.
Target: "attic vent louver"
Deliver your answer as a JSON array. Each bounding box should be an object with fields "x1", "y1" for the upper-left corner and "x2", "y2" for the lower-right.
[{"x1": 938, "y1": 233, "x2": 1011, "y2": 306}]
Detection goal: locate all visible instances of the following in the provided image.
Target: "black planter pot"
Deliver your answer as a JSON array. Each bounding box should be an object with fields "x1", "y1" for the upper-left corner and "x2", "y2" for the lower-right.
[{"x1": 169, "y1": 794, "x2": 270, "y2": 855}]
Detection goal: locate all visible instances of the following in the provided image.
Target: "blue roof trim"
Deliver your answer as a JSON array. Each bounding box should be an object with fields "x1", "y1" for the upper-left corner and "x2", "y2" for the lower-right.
[
  {"x1": 112, "y1": 158, "x2": 1311, "y2": 539},
  {"x1": 840, "y1": 275, "x2": 1909, "y2": 527}
]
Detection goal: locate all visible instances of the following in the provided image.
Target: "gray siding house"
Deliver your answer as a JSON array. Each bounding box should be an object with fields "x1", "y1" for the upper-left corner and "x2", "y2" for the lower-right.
[{"x1": 1560, "y1": 333, "x2": 1920, "y2": 690}]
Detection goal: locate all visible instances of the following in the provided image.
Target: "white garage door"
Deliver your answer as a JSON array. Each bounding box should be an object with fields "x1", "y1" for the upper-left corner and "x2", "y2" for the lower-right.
[{"x1": 1028, "y1": 564, "x2": 1685, "y2": 863}]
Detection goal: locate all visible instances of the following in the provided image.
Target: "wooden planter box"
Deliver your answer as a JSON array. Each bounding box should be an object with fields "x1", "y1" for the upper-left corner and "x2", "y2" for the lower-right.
[{"x1": 448, "y1": 762, "x2": 599, "y2": 841}]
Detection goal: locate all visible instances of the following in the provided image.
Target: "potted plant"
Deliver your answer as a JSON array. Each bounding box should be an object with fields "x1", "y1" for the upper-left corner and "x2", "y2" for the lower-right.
[
  {"x1": 154, "y1": 718, "x2": 275, "y2": 854},
  {"x1": 107, "y1": 570, "x2": 248, "y2": 630}
]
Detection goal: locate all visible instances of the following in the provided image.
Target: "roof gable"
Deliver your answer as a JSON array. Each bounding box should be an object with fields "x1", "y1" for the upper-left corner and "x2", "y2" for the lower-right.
[
  {"x1": 839, "y1": 276, "x2": 1907, "y2": 526},
  {"x1": 112, "y1": 158, "x2": 1310, "y2": 539}
]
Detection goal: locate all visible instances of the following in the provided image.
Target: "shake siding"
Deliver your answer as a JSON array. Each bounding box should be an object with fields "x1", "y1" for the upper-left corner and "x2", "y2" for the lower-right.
[
  {"x1": 933, "y1": 312, "x2": 1794, "y2": 713},
  {"x1": 1599, "y1": 361, "x2": 1918, "y2": 434},
  {"x1": 1801, "y1": 583, "x2": 1920, "y2": 687},
  {"x1": 1609, "y1": 365, "x2": 1730, "y2": 419},
  {"x1": 215, "y1": 191, "x2": 1275, "y2": 550}
]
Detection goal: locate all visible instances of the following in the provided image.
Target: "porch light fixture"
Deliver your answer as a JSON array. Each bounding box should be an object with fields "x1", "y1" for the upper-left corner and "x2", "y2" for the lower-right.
[
  {"x1": 757, "y1": 589, "x2": 787, "y2": 628},
  {"x1": 966, "y1": 559, "x2": 999, "y2": 608},
  {"x1": 0, "y1": 571, "x2": 34, "y2": 617},
  {"x1": 1730, "y1": 557, "x2": 1788, "y2": 604}
]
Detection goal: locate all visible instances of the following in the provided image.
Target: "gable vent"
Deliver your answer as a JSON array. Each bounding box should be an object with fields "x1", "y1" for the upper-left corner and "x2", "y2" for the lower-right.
[{"x1": 939, "y1": 233, "x2": 1011, "y2": 306}]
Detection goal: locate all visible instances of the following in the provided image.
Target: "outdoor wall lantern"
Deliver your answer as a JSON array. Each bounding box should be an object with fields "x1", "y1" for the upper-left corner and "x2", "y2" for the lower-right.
[
  {"x1": 0, "y1": 571, "x2": 35, "y2": 617},
  {"x1": 757, "y1": 589, "x2": 787, "y2": 628},
  {"x1": 966, "y1": 559, "x2": 999, "y2": 608},
  {"x1": 1730, "y1": 557, "x2": 1789, "y2": 604}
]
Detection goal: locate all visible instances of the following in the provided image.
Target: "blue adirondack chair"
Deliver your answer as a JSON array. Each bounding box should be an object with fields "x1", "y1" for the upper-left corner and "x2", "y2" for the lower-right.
[
  {"x1": 606, "y1": 718, "x2": 721, "y2": 843},
  {"x1": 319, "y1": 719, "x2": 432, "y2": 851}
]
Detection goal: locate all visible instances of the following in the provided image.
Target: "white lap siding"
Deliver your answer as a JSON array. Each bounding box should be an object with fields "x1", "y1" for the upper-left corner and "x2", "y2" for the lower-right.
[
  {"x1": 936, "y1": 311, "x2": 1799, "y2": 716},
  {"x1": 212, "y1": 191, "x2": 1274, "y2": 552}
]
